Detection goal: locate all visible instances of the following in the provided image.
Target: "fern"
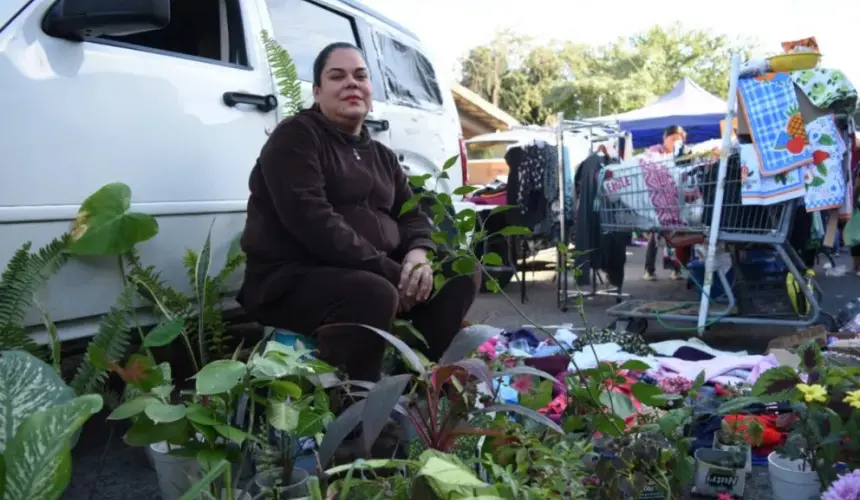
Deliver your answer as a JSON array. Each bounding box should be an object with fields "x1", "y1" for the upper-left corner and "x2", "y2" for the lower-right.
[
  {"x1": 0, "y1": 237, "x2": 69, "y2": 355},
  {"x1": 70, "y1": 283, "x2": 136, "y2": 395},
  {"x1": 125, "y1": 249, "x2": 191, "y2": 315},
  {"x1": 261, "y1": 29, "x2": 303, "y2": 116}
]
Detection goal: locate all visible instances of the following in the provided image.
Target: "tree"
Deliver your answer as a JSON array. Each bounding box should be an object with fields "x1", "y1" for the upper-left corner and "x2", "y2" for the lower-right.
[{"x1": 459, "y1": 23, "x2": 753, "y2": 125}]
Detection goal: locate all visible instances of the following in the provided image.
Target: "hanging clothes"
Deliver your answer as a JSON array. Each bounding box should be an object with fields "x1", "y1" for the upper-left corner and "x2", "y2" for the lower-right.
[
  {"x1": 505, "y1": 140, "x2": 564, "y2": 239},
  {"x1": 573, "y1": 153, "x2": 628, "y2": 287}
]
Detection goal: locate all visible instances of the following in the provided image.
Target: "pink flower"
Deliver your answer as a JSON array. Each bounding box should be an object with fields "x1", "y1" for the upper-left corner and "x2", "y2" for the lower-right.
[
  {"x1": 502, "y1": 357, "x2": 517, "y2": 368},
  {"x1": 477, "y1": 338, "x2": 498, "y2": 360},
  {"x1": 657, "y1": 375, "x2": 693, "y2": 395},
  {"x1": 716, "y1": 493, "x2": 735, "y2": 500},
  {"x1": 510, "y1": 375, "x2": 534, "y2": 394}
]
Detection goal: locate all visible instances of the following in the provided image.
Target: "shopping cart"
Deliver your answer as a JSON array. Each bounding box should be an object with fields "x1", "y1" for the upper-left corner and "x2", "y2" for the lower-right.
[{"x1": 595, "y1": 148, "x2": 822, "y2": 335}]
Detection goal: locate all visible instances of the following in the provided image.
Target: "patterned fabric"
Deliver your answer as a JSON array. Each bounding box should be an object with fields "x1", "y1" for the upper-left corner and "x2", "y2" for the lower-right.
[
  {"x1": 737, "y1": 72, "x2": 814, "y2": 176},
  {"x1": 639, "y1": 152, "x2": 685, "y2": 227},
  {"x1": 791, "y1": 68, "x2": 858, "y2": 111},
  {"x1": 569, "y1": 328, "x2": 656, "y2": 357},
  {"x1": 740, "y1": 143, "x2": 804, "y2": 206},
  {"x1": 514, "y1": 141, "x2": 561, "y2": 239},
  {"x1": 803, "y1": 115, "x2": 847, "y2": 212}
]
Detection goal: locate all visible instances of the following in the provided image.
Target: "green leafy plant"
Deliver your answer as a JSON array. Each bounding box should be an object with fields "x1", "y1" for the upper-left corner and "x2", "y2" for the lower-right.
[
  {"x1": 0, "y1": 350, "x2": 103, "y2": 500},
  {"x1": 103, "y1": 340, "x2": 335, "y2": 498},
  {"x1": 718, "y1": 341, "x2": 860, "y2": 489},
  {"x1": 0, "y1": 238, "x2": 69, "y2": 358},
  {"x1": 126, "y1": 223, "x2": 245, "y2": 369},
  {"x1": 262, "y1": 29, "x2": 304, "y2": 116}
]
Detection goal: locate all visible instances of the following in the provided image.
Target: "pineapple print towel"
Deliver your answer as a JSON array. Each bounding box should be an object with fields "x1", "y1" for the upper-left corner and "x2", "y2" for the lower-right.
[
  {"x1": 740, "y1": 143, "x2": 804, "y2": 206},
  {"x1": 803, "y1": 115, "x2": 847, "y2": 212},
  {"x1": 737, "y1": 72, "x2": 814, "y2": 177}
]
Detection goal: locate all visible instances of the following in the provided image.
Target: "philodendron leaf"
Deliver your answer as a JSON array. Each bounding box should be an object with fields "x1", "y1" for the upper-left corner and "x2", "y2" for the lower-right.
[
  {"x1": 142, "y1": 318, "x2": 185, "y2": 348},
  {"x1": 315, "y1": 323, "x2": 425, "y2": 375},
  {"x1": 144, "y1": 401, "x2": 187, "y2": 424},
  {"x1": 66, "y1": 182, "x2": 158, "y2": 255},
  {"x1": 108, "y1": 396, "x2": 158, "y2": 420},
  {"x1": 2, "y1": 394, "x2": 103, "y2": 500},
  {"x1": 439, "y1": 325, "x2": 504, "y2": 365},
  {"x1": 362, "y1": 374, "x2": 411, "y2": 455},
  {"x1": 0, "y1": 350, "x2": 75, "y2": 453},
  {"x1": 479, "y1": 404, "x2": 564, "y2": 435},
  {"x1": 317, "y1": 399, "x2": 366, "y2": 467},
  {"x1": 194, "y1": 360, "x2": 246, "y2": 395}
]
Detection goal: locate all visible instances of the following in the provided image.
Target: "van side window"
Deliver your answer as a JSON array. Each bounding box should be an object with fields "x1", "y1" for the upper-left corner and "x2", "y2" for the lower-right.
[
  {"x1": 96, "y1": 0, "x2": 248, "y2": 67},
  {"x1": 374, "y1": 34, "x2": 443, "y2": 109},
  {"x1": 266, "y1": 0, "x2": 359, "y2": 83}
]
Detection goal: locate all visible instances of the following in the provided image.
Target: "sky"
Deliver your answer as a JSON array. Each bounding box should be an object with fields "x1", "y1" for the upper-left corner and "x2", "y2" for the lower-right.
[{"x1": 359, "y1": 0, "x2": 859, "y2": 91}]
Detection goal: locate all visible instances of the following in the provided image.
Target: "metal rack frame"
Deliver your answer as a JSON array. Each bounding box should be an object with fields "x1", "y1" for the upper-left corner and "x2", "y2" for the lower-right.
[{"x1": 554, "y1": 116, "x2": 631, "y2": 311}]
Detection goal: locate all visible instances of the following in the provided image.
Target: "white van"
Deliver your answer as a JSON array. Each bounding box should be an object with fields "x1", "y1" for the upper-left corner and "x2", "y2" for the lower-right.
[{"x1": 0, "y1": 0, "x2": 466, "y2": 343}]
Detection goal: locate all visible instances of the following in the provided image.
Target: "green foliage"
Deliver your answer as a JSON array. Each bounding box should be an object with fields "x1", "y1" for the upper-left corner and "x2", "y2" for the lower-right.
[
  {"x1": 0, "y1": 238, "x2": 69, "y2": 357},
  {"x1": 460, "y1": 24, "x2": 754, "y2": 124},
  {"x1": 0, "y1": 351, "x2": 102, "y2": 500},
  {"x1": 69, "y1": 283, "x2": 137, "y2": 395},
  {"x1": 262, "y1": 29, "x2": 304, "y2": 117}
]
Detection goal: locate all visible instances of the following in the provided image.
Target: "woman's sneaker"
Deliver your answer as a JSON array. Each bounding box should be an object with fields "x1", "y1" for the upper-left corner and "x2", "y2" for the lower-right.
[
  {"x1": 643, "y1": 272, "x2": 657, "y2": 281},
  {"x1": 670, "y1": 270, "x2": 683, "y2": 281}
]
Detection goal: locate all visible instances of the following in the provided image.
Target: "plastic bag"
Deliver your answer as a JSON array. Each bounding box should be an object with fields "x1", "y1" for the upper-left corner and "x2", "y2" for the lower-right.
[{"x1": 846, "y1": 210, "x2": 860, "y2": 247}]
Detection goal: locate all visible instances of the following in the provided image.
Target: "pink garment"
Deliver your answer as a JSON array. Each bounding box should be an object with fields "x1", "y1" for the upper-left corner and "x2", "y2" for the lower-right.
[
  {"x1": 748, "y1": 354, "x2": 780, "y2": 384},
  {"x1": 640, "y1": 152, "x2": 685, "y2": 227},
  {"x1": 656, "y1": 355, "x2": 766, "y2": 385}
]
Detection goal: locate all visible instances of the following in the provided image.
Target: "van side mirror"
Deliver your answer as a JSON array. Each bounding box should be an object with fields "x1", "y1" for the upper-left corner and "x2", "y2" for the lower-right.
[{"x1": 43, "y1": 0, "x2": 170, "y2": 40}]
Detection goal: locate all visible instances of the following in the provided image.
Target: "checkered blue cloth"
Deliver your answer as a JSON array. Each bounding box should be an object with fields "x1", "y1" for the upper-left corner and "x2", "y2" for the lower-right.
[{"x1": 737, "y1": 73, "x2": 813, "y2": 177}]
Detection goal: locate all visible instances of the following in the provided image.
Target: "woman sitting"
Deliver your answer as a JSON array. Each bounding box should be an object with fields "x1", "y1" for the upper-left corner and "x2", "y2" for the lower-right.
[{"x1": 238, "y1": 42, "x2": 479, "y2": 383}]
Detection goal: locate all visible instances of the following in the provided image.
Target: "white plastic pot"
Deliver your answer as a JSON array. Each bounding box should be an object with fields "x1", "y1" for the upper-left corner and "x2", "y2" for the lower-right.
[
  {"x1": 693, "y1": 448, "x2": 745, "y2": 497},
  {"x1": 255, "y1": 468, "x2": 311, "y2": 499},
  {"x1": 767, "y1": 452, "x2": 821, "y2": 500},
  {"x1": 147, "y1": 442, "x2": 200, "y2": 500}
]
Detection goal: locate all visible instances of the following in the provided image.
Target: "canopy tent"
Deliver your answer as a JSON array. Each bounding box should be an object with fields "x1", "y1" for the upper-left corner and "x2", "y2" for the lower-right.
[{"x1": 600, "y1": 78, "x2": 728, "y2": 148}]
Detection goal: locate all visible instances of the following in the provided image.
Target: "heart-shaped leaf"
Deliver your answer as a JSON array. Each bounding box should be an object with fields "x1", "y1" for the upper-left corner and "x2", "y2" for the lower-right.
[
  {"x1": 144, "y1": 401, "x2": 187, "y2": 424},
  {"x1": 143, "y1": 318, "x2": 185, "y2": 348},
  {"x1": 66, "y1": 183, "x2": 158, "y2": 255},
  {"x1": 194, "y1": 360, "x2": 246, "y2": 395},
  {"x1": 108, "y1": 397, "x2": 158, "y2": 420}
]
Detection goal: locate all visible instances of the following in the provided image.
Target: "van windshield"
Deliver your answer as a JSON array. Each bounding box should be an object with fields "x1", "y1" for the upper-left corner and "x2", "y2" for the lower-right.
[{"x1": 466, "y1": 141, "x2": 516, "y2": 161}]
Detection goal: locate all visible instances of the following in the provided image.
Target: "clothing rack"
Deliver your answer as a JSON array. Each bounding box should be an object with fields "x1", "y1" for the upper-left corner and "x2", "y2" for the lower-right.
[{"x1": 554, "y1": 114, "x2": 630, "y2": 312}]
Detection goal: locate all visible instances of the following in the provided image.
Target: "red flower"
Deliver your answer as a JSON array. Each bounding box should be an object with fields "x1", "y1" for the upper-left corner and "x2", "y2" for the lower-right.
[{"x1": 510, "y1": 375, "x2": 534, "y2": 394}]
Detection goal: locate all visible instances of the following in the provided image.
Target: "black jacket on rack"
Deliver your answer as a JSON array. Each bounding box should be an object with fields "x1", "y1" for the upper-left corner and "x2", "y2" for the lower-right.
[{"x1": 573, "y1": 153, "x2": 629, "y2": 288}]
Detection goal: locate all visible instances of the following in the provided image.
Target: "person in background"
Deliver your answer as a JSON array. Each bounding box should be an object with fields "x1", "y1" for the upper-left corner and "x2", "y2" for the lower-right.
[
  {"x1": 238, "y1": 43, "x2": 479, "y2": 385},
  {"x1": 644, "y1": 125, "x2": 693, "y2": 281}
]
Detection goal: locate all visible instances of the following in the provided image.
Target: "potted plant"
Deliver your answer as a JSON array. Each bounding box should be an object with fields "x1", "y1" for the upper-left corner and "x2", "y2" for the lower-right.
[
  {"x1": 693, "y1": 448, "x2": 746, "y2": 497},
  {"x1": 0, "y1": 350, "x2": 104, "y2": 500},
  {"x1": 713, "y1": 417, "x2": 763, "y2": 474},
  {"x1": 718, "y1": 341, "x2": 860, "y2": 499}
]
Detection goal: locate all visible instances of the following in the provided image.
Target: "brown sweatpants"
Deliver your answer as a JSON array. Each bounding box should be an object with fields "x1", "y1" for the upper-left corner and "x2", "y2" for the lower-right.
[{"x1": 255, "y1": 267, "x2": 479, "y2": 382}]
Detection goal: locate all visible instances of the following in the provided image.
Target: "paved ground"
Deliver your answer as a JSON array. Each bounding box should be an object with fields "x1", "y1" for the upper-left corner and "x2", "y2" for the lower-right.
[{"x1": 63, "y1": 246, "x2": 859, "y2": 499}]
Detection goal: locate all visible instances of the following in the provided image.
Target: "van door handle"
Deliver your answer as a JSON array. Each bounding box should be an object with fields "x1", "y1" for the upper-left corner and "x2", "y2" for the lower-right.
[
  {"x1": 365, "y1": 117, "x2": 389, "y2": 131},
  {"x1": 223, "y1": 92, "x2": 278, "y2": 113}
]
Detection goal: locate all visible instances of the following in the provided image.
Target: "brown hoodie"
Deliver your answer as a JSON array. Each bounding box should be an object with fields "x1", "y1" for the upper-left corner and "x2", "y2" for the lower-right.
[{"x1": 238, "y1": 108, "x2": 435, "y2": 311}]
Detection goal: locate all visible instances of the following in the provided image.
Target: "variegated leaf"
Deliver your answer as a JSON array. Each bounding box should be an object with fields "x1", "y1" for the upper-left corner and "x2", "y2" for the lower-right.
[
  {"x1": 2, "y1": 394, "x2": 103, "y2": 500},
  {"x1": 0, "y1": 350, "x2": 74, "y2": 452}
]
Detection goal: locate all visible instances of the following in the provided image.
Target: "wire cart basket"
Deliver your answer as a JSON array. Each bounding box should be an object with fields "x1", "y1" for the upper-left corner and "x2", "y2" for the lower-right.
[{"x1": 597, "y1": 55, "x2": 822, "y2": 335}]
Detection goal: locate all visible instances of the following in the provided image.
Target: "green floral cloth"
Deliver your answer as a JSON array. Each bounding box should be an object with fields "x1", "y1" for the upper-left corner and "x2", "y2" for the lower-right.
[
  {"x1": 569, "y1": 328, "x2": 655, "y2": 356},
  {"x1": 790, "y1": 68, "x2": 858, "y2": 111}
]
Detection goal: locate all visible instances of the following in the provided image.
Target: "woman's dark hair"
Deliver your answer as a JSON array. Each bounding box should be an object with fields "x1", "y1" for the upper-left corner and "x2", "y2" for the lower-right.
[
  {"x1": 663, "y1": 125, "x2": 686, "y2": 138},
  {"x1": 312, "y1": 42, "x2": 363, "y2": 87}
]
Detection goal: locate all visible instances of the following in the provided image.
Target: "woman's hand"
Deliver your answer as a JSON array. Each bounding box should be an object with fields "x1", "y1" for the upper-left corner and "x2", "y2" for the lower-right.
[{"x1": 398, "y1": 248, "x2": 433, "y2": 313}]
